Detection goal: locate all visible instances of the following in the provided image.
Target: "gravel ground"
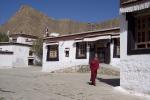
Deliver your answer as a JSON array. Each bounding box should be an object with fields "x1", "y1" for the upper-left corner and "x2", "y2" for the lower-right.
[{"x1": 0, "y1": 67, "x2": 149, "y2": 100}]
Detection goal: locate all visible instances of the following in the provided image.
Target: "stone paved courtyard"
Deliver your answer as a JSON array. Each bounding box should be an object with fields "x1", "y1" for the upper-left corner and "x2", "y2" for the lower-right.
[{"x1": 0, "y1": 67, "x2": 149, "y2": 100}]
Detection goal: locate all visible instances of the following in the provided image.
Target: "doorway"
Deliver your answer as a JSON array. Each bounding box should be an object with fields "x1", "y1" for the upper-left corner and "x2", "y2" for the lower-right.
[
  {"x1": 89, "y1": 41, "x2": 110, "y2": 64},
  {"x1": 28, "y1": 59, "x2": 34, "y2": 65},
  {"x1": 96, "y1": 47, "x2": 105, "y2": 63}
]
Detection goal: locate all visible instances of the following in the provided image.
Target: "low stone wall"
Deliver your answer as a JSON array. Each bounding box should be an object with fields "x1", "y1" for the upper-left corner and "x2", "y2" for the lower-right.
[
  {"x1": 99, "y1": 66, "x2": 120, "y2": 76},
  {"x1": 52, "y1": 64, "x2": 120, "y2": 76}
]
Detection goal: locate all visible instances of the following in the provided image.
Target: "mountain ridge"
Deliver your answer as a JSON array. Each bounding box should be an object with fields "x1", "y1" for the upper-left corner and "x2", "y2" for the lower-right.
[{"x1": 0, "y1": 5, "x2": 119, "y2": 37}]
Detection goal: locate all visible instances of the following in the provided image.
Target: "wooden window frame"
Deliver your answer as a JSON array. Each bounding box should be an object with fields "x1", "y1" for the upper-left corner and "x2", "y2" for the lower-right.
[
  {"x1": 47, "y1": 45, "x2": 59, "y2": 61},
  {"x1": 135, "y1": 15, "x2": 150, "y2": 49},
  {"x1": 126, "y1": 10, "x2": 150, "y2": 55},
  {"x1": 76, "y1": 42, "x2": 87, "y2": 59}
]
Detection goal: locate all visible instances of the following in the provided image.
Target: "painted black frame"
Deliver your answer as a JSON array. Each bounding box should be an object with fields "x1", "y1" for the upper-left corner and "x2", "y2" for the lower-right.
[
  {"x1": 76, "y1": 42, "x2": 87, "y2": 59},
  {"x1": 126, "y1": 12, "x2": 150, "y2": 55},
  {"x1": 46, "y1": 45, "x2": 59, "y2": 61}
]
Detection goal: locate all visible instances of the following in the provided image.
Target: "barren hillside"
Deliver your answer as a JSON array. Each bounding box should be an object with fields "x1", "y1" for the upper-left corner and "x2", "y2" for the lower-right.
[{"x1": 0, "y1": 5, "x2": 119, "y2": 37}]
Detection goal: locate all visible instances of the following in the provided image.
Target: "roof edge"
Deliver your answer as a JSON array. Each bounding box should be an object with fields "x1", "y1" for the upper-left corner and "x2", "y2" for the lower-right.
[
  {"x1": 9, "y1": 33, "x2": 38, "y2": 39},
  {"x1": 44, "y1": 27, "x2": 120, "y2": 40}
]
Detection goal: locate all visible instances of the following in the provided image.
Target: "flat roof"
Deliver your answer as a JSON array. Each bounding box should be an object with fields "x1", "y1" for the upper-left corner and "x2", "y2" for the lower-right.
[
  {"x1": 9, "y1": 33, "x2": 38, "y2": 39},
  {"x1": 44, "y1": 27, "x2": 120, "y2": 40}
]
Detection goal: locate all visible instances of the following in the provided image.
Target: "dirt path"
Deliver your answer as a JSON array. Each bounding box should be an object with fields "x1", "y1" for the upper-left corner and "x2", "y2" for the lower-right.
[{"x1": 0, "y1": 67, "x2": 148, "y2": 100}]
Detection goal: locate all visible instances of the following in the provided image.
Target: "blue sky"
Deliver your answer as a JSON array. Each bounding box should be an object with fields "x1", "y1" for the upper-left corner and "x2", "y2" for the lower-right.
[{"x1": 0, "y1": 0, "x2": 119, "y2": 25}]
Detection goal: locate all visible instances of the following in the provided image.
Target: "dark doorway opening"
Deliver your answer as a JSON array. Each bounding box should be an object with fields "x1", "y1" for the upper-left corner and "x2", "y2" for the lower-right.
[
  {"x1": 28, "y1": 59, "x2": 34, "y2": 65},
  {"x1": 96, "y1": 47, "x2": 105, "y2": 63},
  {"x1": 89, "y1": 41, "x2": 110, "y2": 64}
]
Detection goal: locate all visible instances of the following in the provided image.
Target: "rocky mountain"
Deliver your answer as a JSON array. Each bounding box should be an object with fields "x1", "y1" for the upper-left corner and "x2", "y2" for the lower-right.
[{"x1": 0, "y1": 5, "x2": 119, "y2": 37}]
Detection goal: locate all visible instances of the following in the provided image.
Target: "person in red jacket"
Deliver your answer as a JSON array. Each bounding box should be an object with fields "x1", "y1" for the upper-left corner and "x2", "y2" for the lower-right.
[{"x1": 89, "y1": 54, "x2": 100, "y2": 86}]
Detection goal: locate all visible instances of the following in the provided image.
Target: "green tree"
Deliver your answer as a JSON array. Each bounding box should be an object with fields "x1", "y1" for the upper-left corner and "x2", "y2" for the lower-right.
[
  {"x1": 32, "y1": 38, "x2": 43, "y2": 63},
  {"x1": 0, "y1": 33, "x2": 9, "y2": 42}
]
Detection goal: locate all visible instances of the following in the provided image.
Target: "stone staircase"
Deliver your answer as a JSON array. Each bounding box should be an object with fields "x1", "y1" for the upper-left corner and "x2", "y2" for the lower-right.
[{"x1": 53, "y1": 64, "x2": 120, "y2": 76}]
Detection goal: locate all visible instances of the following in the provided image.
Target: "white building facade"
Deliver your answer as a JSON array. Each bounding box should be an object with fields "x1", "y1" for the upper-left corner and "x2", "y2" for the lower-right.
[
  {"x1": 9, "y1": 34, "x2": 37, "y2": 45},
  {"x1": 9, "y1": 34, "x2": 38, "y2": 65},
  {"x1": 0, "y1": 33, "x2": 38, "y2": 68},
  {"x1": 42, "y1": 28, "x2": 120, "y2": 72},
  {"x1": 0, "y1": 51, "x2": 13, "y2": 68},
  {"x1": 0, "y1": 43, "x2": 30, "y2": 68},
  {"x1": 120, "y1": 0, "x2": 150, "y2": 94}
]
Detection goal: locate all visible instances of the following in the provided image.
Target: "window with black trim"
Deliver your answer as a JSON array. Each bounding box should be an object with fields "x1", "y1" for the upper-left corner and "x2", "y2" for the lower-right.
[
  {"x1": 47, "y1": 45, "x2": 59, "y2": 61},
  {"x1": 65, "y1": 48, "x2": 70, "y2": 57},
  {"x1": 29, "y1": 50, "x2": 33, "y2": 56},
  {"x1": 113, "y1": 38, "x2": 120, "y2": 58},
  {"x1": 65, "y1": 51, "x2": 69, "y2": 57},
  {"x1": 135, "y1": 15, "x2": 150, "y2": 49},
  {"x1": 126, "y1": 9, "x2": 150, "y2": 55},
  {"x1": 12, "y1": 38, "x2": 17, "y2": 42},
  {"x1": 76, "y1": 42, "x2": 87, "y2": 59}
]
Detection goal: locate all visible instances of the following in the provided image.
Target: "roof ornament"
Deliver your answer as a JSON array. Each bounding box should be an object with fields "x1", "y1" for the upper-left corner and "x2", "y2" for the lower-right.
[{"x1": 45, "y1": 27, "x2": 49, "y2": 37}]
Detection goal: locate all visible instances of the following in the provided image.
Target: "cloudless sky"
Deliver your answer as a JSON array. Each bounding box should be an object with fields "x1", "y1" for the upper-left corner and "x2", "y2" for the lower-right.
[{"x1": 0, "y1": 0, "x2": 119, "y2": 25}]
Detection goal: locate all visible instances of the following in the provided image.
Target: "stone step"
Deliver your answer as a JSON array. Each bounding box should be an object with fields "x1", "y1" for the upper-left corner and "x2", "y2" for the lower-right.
[{"x1": 53, "y1": 64, "x2": 120, "y2": 76}]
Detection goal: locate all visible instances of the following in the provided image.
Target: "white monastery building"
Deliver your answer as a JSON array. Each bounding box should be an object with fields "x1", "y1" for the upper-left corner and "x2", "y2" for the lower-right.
[
  {"x1": 120, "y1": 0, "x2": 150, "y2": 94},
  {"x1": 0, "y1": 33, "x2": 38, "y2": 68},
  {"x1": 42, "y1": 27, "x2": 120, "y2": 72}
]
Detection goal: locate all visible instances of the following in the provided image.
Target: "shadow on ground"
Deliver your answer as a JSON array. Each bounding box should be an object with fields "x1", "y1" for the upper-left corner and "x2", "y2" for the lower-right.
[{"x1": 97, "y1": 78, "x2": 120, "y2": 87}]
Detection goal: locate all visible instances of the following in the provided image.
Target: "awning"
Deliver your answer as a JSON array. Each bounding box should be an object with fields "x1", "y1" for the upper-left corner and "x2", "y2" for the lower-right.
[
  {"x1": 46, "y1": 42, "x2": 58, "y2": 46},
  {"x1": 74, "y1": 38, "x2": 84, "y2": 42},
  {"x1": 74, "y1": 40, "x2": 83, "y2": 42},
  {"x1": 120, "y1": 1, "x2": 150, "y2": 13},
  {"x1": 111, "y1": 35, "x2": 120, "y2": 38},
  {"x1": 83, "y1": 35, "x2": 111, "y2": 42}
]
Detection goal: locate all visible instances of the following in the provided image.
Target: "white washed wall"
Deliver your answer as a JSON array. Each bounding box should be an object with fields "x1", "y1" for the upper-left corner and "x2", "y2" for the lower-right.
[
  {"x1": 42, "y1": 39, "x2": 121, "y2": 72},
  {"x1": 42, "y1": 40, "x2": 90, "y2": 72},
  {"x1": 17, "y1": 37, "x2": 26, "y2": 43},
  {"x1": 0, "y1": 45, "x2": 29, "y2": 68},
  {"x1": 0, "y1": 54, "x2": 13, "y2": 68},
  {"x1": 17, "y1": 37, "x2": 35, "y2": 45},
  {"x1": 120, "y1": 14, "x2": 150, "y2": 94},
  {"x1": 110, "y1": 43, "x2": 120, "y2": 68},
  {"x1": 0, "y1": 45, "x2": 13, "y2": 51},
  {"x1": 12, "y1": 45, "x2": 29, "y2": 67}
]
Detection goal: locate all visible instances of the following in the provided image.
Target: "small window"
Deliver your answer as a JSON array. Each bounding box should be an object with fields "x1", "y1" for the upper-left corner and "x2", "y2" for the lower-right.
[
  {"x1": 76, "y1": 42, "x2": 87, "y2": 59},
  {"x1": 47, "y1": 45, "x2": 59, "y2": 61},
  {"x1": 26, "y1": 38, "x2": 29, "y2": 42},
  {"x1": 65, "y1": 51, "x2": 69, "y2": 57},
  {"x1": 65, "y1": 48, "x2": 70, "y2": 57},
  {"x1": 29, "y1": 50, "x2": 33, "y2": 56},
  {"x1": 12, "y1": 38, "x2": 17, "y2": 42},
  {"x1": 26, "y1": 38, "x2": 33, "y2": 42}
]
